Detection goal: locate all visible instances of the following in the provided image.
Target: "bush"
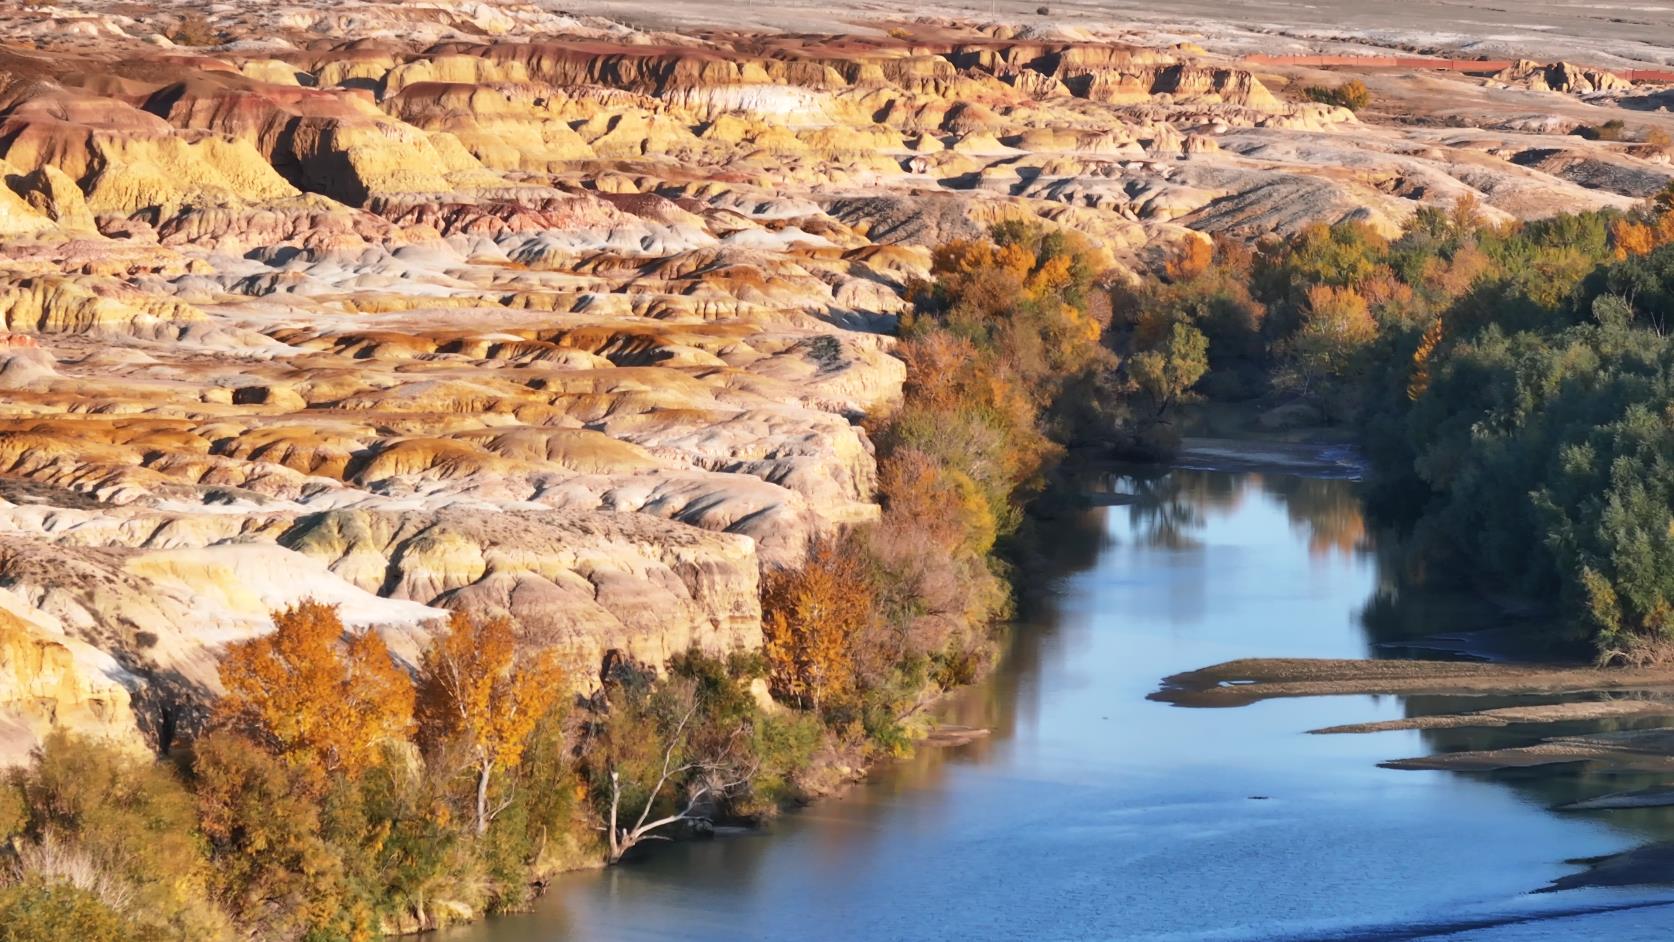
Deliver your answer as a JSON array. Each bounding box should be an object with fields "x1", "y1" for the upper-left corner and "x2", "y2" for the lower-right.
[
  {"x1": 0, "y1": 882, "x2": 142, "y2": 942},
  {"x1": 1305, "y1": 79, "x2": 1371, "y2": 111},
  {"x1": 190, "y1": 731, "x2": 362, "y2": 940},
  {"x1": 169, "y1": 13, "x2": 218, "y2": 47},
  {"x1": 8, "y1": 732, "x2": 228, "y2": 940},
  {"x1": 1572, "y1": 118, "x2": 1627, "y2": 142}
]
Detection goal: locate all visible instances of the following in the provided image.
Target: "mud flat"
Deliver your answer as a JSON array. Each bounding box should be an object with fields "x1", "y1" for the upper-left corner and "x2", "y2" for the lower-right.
[
  {"x1": 1381, "y1": 728, "x2": 1674, "y2": 773},
  {"x1": 1155, "y1": 654, "x2": 1674, "y2": 891},
  {"x1": 1559, "y1": 789, "x2": 1674, "y2": 812},
  {"x1": 1154, "y1": 655, "x2": 1674, "y2": 778},
  {"x1": 1310, "y1": 699, "x2": 1674, "y2": 735},
  {"x1": 1150, "y1": 657, "x2": 1674, "y2": 708},
  {"x1": 1541, "y1": 844, "x2": 1674, "y2": 893}
]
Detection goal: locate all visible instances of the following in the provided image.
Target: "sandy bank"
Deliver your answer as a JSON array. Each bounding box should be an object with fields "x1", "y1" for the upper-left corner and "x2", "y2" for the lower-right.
[
  {"x1": 1150, "y1": 657, "x2": 1674, "y2": 708},
  {"x1": 1310, "y1": 699, "x2": 1674, "y2": 735},
  {"x1": 1381, "y1": 728, "x2": 1674, "y2": 773}
]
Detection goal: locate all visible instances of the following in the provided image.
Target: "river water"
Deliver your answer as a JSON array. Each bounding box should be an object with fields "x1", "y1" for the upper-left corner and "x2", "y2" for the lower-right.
[{"x1": 452, "y1": 465, "x2": 1674, "y2": 942}]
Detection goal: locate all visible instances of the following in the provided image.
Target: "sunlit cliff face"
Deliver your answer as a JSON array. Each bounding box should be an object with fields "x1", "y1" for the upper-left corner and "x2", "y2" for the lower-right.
[{"x1": 0, "y1": 0, "x2": 1664, "y2": 759}]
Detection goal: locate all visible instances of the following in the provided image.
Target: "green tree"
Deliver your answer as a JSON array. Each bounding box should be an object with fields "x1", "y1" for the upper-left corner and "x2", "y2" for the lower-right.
[
  {"x1": 190, "y1": 731, "x2": 365, "y2": 941},
  {"x1": 1129, "y1": 321, "x2": 1209, "y2": 418}
]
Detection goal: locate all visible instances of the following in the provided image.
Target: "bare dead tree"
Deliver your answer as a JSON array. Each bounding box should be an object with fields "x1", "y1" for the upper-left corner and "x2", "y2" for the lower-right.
[{"x1": 602, "y1": 697, "x2": 757, "y2": 864}]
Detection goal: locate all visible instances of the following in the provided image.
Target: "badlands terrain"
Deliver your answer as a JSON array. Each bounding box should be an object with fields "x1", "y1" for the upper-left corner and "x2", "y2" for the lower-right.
[{"x1": 0, "y1": 0, "x2": 1671, "y2": 760}]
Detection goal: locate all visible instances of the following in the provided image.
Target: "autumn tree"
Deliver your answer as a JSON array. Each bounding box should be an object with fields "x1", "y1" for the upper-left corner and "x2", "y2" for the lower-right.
[
  {"x1": 1278, "y1": 283, "x2": 1378, "y2": 398},
  {"x1": 581, "y1": 663, "x2": 758, "y2": 864},
  {"x1": 190, "y1": 731, "x2": 363, "y2": 940},
  {"x1": 416, "y1": 611, "x2": 564, "y2": 835},
  {"x1": 1406, "y1": 316, "x2": 1444, "y2": 400},
  {"x1": 760, "y1": 535, "x2": 875, "y2": 713},
  {"x1": 216, "y1": 600, "x2": 414, "y2": 781},
  {"x1": 1164, "y1": 237, "x2": 1213, "y2": 282}
]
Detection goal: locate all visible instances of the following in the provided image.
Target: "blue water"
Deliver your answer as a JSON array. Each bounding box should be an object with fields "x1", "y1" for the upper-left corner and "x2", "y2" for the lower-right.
[{"x1": 451, "y1": 469, "x2": 1674, "y2": 941}]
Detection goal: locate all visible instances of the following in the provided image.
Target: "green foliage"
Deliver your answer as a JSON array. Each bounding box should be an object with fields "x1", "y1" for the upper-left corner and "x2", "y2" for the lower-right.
[
  {"x1": 8, "y1": 732, "x2": 229, "y2": 940},
  {"x1": 1115, "y1": 193, "x2": 1674, "y2": 659},
  {"x1": 1573, "y1": 118, "x2": 1627, "y2": 142},
  {"x1": 1579, "y1": 243, "x2": 1674, "y2": 334},
  {"x1": 667, "y1": 650, "x2": 820, "y2": 809},
  {"x1": 190, "y1": 731, "x2": 365, "y2": 941},
  {"x1": 0, "y1": 881, "x2": 146, "y2": 942},
  {"x1": 0, "y1": 778, "x2": 22, "y2": 842},
  {"x1": 1131, "y1": 322, "x2": 1209, "y2": 416},
  {"x1": 581, "y1": 653, "x2": 765, "y2": 851},
  {"x1": 502, "y1": 707, "x2": 590, "y2": 875},
  {"x1": 1252, "y1": 205, "x2": 1674, "y2": 660}
]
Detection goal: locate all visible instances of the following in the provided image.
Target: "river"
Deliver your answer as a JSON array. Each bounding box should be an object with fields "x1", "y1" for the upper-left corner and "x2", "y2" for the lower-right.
[{"x1": 449, "y1": 464, "x2": 1674, "y2": 941}]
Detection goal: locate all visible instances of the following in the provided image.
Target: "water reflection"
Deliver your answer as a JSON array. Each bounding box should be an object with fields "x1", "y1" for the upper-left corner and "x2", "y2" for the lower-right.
[
  {"x1": 451, "y1": 467, "x2": 1674, "y2": 942},
  {"x1": 1122, "y1": 470, "x2": 1674, "y2": 850}
]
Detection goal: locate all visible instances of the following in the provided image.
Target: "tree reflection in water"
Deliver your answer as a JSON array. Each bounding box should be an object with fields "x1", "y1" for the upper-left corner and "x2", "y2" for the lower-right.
[{"x1": 1104, "y1": 466, "x2": 1363, "y2": 559}]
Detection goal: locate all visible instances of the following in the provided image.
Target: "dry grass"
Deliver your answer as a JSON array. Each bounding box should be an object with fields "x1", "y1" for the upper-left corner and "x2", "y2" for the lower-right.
[
  {"x1": 1598, "y1": 631, "x2": 1674, "y2": 667},
  {"x1": 7, "y1": 831, "x2": 135, "y2": 912},
  {"x1": 1304, "y1": 79, "x2": 1371, "y2": 112}
]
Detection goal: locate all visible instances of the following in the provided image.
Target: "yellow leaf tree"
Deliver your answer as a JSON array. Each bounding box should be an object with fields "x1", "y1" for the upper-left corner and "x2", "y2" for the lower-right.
[
  {"x1": 760, "y1": 536, "x2": 874, "y2": 713},
  {"x1": 216, "y1": 599, "x2": 414, "y2": 783},
  {"x1": 416, "y1": 611, "x2": 564, "y2": 835}
]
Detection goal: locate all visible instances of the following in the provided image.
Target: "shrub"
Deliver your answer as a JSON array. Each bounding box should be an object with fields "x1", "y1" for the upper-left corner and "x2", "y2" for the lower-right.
[
  {"x1": 1305, "y1": 79, "x2": 1371, "y2": 111},
  {"x1": 190, "y1": 731, "x2": 361, "y2": 940},
  {"x1": 9, "y1": 732, "x2": 228, "y2": 940},
  {"x1": 0, "y1": 882, "x2": 141, "y2": 942},
  {"x1": 761, "y1": 534, "x2": 875, "y2": 713},
  {"x1": 1573, "y1": 118, "x2": 1627, "y2": 142},
  {"x1": 169, "y1": 13, "x2": 218, "y2": 47}
]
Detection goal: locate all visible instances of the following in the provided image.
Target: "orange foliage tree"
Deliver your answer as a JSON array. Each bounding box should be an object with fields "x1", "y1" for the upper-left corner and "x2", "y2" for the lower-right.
[
  {"x1": 216, "y1": 600, "x2": 414, "y2": 782},
  {"x1": 876, "y1": 446, "x2": 997, "y2": 559},
  {"x1": 415, "y1": 611, "x2": 564, "y2": 835},
  {"x1": 1609, "y1": 213, "x2": 1674, "y2": 260},
  {"x1": 1280, "y1": 283, "x2": 1379, "y2": 396},
  {"x1": 1407, "y1": 316, "x2": 1445, "y2": 400},
  {"x1": 760, "y1": 535, "x2": 875, "y2": 713},
  {"x1": 1164, "y1": 237, "x2": 1213, "y2": 282}
]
